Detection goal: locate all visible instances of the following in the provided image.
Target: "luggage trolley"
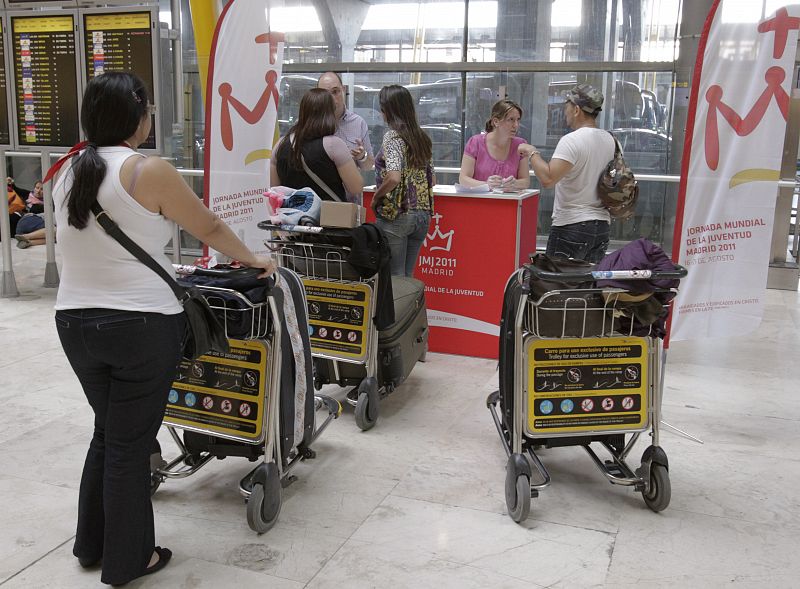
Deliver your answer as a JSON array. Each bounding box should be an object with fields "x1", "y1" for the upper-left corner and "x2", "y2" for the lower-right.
[
  {"x1": 487, "y1": 262, "x2": 687, "y2": 522},
  {"x1": 261, "y1": 224, "x2": 429, "y2": 431},
  {"x1": 150, "y1": 266, "x2": 342, "y2": 533}
]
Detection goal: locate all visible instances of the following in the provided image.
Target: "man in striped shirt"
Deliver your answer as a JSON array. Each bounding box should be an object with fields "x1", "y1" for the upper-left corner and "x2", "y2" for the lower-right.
[{"x1": 317, "y1": 72, "x2": 374, "y2": 172}]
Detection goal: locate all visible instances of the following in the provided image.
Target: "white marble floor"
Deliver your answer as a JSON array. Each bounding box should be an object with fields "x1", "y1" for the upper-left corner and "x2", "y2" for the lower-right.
[{"x1": 2, "y1": 246, "x2": 799, "y2": 588}]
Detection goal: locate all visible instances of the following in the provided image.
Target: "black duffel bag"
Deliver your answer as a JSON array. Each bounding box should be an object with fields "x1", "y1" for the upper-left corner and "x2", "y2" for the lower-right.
[{"x1": 526, "y1": 254, "x2": 611, "y2": 338}]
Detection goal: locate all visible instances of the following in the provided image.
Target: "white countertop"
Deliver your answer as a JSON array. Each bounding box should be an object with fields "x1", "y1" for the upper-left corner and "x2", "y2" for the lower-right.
[{"x1": 364, "y1": 185, "x2": 539, "y2": 201}]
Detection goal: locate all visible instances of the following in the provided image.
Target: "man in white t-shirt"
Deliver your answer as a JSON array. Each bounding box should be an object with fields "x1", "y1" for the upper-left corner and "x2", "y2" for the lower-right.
[{"x1": 519, "y1": 84, "x2": 615, "y2": 262}]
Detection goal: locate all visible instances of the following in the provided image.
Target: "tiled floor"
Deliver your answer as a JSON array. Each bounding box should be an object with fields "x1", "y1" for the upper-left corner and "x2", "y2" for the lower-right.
[{"x1": 2, "y1": 245, "x2": 799, "y2": 588}]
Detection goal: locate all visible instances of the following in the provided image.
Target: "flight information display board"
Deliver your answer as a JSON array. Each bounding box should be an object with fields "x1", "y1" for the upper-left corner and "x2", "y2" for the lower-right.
[
  {"x1": 10, "y1": 14, "x2": 80, "y2": 149},
  {"x1": 83, "y1": 11, "x2": 157, "y2": 150},
  {"x1": 0, "y1": 18, "x2": 11, "y2": 146}
]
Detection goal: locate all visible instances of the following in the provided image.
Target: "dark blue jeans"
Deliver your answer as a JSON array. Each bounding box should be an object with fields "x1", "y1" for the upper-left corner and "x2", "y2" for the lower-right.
[
  {"x1": 55, "y1": 308, "x2": 185, "y2": 585},
  {"x1": 546, "y1": 220, "x2": 611, "y2": 263},
  {"x1": 376, "y1": 209, "x2": 431, "y2": 277}
]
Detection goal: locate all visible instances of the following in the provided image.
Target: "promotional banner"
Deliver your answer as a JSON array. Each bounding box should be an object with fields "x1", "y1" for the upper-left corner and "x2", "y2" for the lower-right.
[
  {"x1": 204, "y1": 1, "x2": 283, "y2": 255},
  {"x1": 670, "y1": 2, "x2": 800, "y2": 340}
]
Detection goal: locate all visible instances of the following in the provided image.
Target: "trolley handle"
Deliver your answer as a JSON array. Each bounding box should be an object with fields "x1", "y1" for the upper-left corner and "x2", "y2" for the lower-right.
[
  {"x1": 173, "y1": 264, "x2": 281, "y2": 287},
  {"x1": 257, "y1": 221, "x2": 325, "y2": 234},
  {"x1": 526, "y1": 264, "x2": 687, "y2": 283}
]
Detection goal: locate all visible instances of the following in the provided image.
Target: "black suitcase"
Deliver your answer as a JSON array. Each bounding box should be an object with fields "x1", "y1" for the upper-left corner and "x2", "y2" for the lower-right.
[
  {"x1": 312, "y1": 276, "x2": 428, "y2": 390},
  {"x1": 378, "y1": 277, "x2": 428, "y2": 388}
]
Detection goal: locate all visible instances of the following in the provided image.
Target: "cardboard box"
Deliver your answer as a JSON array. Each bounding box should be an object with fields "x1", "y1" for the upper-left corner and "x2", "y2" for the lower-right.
[{"x1": 320, "y1": 201, "x2": 366, "y2": 228}]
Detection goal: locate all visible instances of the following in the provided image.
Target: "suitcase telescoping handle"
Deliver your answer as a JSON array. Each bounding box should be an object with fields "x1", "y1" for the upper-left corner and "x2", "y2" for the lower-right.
[{"x1": 525, "y1": 264, "x2": 688, "y2": 284}]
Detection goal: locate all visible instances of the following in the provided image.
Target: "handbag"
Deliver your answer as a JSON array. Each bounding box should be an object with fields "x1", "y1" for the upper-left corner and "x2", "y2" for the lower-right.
[{"x1": 90, "y1": 203, "x2": 229, "y2": 360}]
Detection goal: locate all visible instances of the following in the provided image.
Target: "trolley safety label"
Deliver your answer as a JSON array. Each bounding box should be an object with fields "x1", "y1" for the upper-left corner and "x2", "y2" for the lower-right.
[
  {"x1": 304, "y1": 279, "x2": 371, "y2": 361},
  {"x1": 164, "y1": 339, "x2": 269, "y2": 441},
  {"x1": 525, "y1": 337, "x2": 648, "y2": 434}
]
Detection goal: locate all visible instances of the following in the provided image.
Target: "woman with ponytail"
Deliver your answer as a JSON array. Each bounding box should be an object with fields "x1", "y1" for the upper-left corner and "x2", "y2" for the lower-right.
[
  {"x1": 51, "y1": 72, "x2": 275, "y2": 586},
  {"x1": 372, "y1": 85, "x2": 435, "y2": 277}
]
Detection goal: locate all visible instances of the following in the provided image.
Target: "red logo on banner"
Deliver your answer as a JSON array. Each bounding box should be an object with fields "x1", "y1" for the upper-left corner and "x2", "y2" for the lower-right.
[
  {"x1": 217, "y1": 32, "x2": 284, "y2": 152},
  {"x1": 702, "y1": 9, "x2": 799, "y2": 171},
  {"x1": 758, "y1": 7, "x2": 800, "y2": 59},
  {"x1": 704, "y1": 67, "x2": 789, "y2": 171}
]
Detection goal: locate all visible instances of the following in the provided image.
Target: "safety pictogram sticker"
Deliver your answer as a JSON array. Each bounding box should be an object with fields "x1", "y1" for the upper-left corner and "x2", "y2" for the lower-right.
[
  {"x1": 243, "y1": 371, "x2": 257, "y2": 387},
  {"x1": 581, "y1": 398, "x2": 594, "y2": 412},
  {"x1": 191, "y1": 363, "x2": 204, "y2": 378},
  {"x1": 220, "y1": 399, "x2": 232, "y2": 414},
  {"x1": 621, "y1": 396, "x2": 634, "y2": 410},
  {"x1": 333, "y1": 329, "x2": 342, "y2": 340},
  {"x1": 567, "y1": 368, "x2": 582, "y2": 383},
  {"x1": 624, "y1": 365, "x2": 639, "y2": 380},
  {"x1": 239, "y1": 403, "x2": 251, "y2": 417},
  {"x1": 184, "y1": 393, "x2": 196, "y2": 407},
  {"x1": 347, "y1": 331, "x2": 357, "y2": 342},
  {"x1": 560, "y1": 399, "x2": 574, "y2": 413},
  {"x1": 202, "y1": 396, "x2": 214, "y2": 410},
  {"x1": 540, "y1": 400, "x2": 554, "y2": 415},
  {"x1": 318, "y1": 327, "x2": 328, "y2": 339},
  {"x1": 602, "y1": 397, "x2": 614, "y2": 411},
  {"x1": 168, "y1": 389, "x2": 179, "y2": 404}
]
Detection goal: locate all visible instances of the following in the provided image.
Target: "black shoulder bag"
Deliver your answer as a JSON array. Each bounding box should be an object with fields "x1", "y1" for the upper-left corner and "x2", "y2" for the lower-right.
[{"x1": 91, "y1": 203, "x2": 229, "y2": 360}]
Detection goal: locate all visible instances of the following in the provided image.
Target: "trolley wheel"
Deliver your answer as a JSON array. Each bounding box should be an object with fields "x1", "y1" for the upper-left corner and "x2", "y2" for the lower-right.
[
  {"x1": 641, "y1": 463, "x2": 671, "y2": 512},
  {"x1": 149, "y1": 447, "x2": 166, "y2": 497},
  {"x1": 354, "y1": 378, "x2": 379, "y2": 431},
  {"x1": 246, "y1": 462, "x2": 282, "y2": 533},
  {"x1": 506, "y1": 473, "x2": 531, "y2": 523},
  {"x1": 355, "y1": 393, "x2": 377, "y2": 431},
  {"x1": 149, "y1": 472, "x2": 162, "y2": 497}
]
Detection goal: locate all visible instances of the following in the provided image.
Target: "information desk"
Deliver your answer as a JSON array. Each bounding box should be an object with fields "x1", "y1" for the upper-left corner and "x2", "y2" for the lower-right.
[{"x1": 364, "y1": 186, "x2": 538, "y2": 359}]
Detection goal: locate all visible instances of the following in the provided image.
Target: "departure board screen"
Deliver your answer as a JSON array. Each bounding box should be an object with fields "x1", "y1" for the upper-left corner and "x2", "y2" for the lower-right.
[
  {"x1": 84, "y1": 12, "x2": 156, "y2": 150},
  {"x1": 11, "y1": 14, "x2": 80, "y2": 148},
  {"x1": 0, "y1": 18, "x2": 11, "y2": 146}
]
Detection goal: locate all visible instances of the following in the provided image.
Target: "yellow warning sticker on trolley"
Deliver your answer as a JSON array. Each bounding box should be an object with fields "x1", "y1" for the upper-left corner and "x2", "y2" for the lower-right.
[
  {"x1": 164, "y1": 339, "x2": 269, "y2": 442},
  {"x1": 525, "y1": 337, "x2": 649, "y2": 435},
  {"x1": 303, "y1": 279, "x2": 371, "y2": 361}
]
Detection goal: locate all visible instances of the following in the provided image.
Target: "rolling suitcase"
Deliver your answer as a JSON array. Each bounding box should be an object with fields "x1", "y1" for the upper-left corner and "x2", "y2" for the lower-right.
[{"x1": 377, "y1": 276, "x2": 428, "y2": 388}]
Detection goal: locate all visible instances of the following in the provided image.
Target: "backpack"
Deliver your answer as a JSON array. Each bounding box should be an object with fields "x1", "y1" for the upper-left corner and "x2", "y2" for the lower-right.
[{"x1": 597, "y1": 132, "x2": 639, "y2": 220}]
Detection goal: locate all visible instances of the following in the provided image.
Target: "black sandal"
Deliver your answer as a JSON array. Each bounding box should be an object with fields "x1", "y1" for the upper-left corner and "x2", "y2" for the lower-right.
[{"x1": 111, "y1": 547, "x2": 172, "y2": 586}]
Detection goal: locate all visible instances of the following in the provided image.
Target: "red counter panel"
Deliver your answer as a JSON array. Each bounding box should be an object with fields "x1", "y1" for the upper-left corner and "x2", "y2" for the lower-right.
[{"x1": 365, "y1": 187, "x2": 538, "y2": 359}]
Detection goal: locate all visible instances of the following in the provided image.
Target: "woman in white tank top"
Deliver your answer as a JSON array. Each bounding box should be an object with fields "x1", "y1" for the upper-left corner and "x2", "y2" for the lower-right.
[{"x1": 51, "y1": 72, "x2": 275, "y2": 586}]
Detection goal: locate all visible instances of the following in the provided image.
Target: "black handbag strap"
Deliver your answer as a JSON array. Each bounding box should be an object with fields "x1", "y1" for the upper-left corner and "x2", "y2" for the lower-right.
[{"x1": 90, "y1": 202, "x2": 188, "y2": 302}]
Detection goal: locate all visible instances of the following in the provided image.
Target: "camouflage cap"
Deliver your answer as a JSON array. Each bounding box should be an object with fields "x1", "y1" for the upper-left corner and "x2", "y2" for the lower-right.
[{"x1": 563, "y1": 83, "x2": 604, "y2": 114}]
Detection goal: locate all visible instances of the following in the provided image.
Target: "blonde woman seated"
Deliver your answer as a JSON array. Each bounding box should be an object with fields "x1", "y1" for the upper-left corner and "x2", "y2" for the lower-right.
[{"x1": 458, "y1": 99, "x2": 531, "y2": 192}]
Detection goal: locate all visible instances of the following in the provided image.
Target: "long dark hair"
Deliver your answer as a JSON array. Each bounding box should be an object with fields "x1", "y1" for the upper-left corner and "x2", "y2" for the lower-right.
[
  {"x1": 378, "y1": 85, "x2": 432, "y2": 168},
  {"x1": 485, "y1": 99, "x2": 522, "y2": 133},
  {"x1": 66, "y1": 72, "x2": 148, "y2": 229},
  {"x1": 285, "y1": 88, "x2": 337, "y2": 170}
]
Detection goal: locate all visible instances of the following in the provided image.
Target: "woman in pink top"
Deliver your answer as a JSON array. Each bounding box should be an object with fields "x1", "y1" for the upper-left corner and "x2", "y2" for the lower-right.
[{"x1": 458, "y1": 99, "x2": 531, "y2": 191}]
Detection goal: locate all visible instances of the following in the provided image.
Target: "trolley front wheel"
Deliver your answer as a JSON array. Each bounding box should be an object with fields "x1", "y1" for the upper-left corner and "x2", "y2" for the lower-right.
[
  {"x1": 642, "y1": 463, "x2": 671, "y2": 512},
  {"x1": 149, "y1": 444, "x2": 165, "y2": 497},
  {"x1": 246, "y1": 464, "x2": 282, "y2": 533},
  {"x1": 355, "y1": 377, "x2": 379, "y2": 431},
  {"x1": 506, "y1": 473, "x2": 531, "y2": 523}
]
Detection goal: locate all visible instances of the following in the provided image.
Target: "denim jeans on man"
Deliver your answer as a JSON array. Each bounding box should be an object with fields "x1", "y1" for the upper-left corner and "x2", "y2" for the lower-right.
[
  {"x1": 546, "y1": 219, "x2": 610, "y2": 263},
  {"x1": 376, "y1": 209, "x2": 431, "y2": 277},
  {"x1": 55, "y1": 308, "x2": 185, "y2": 585}
]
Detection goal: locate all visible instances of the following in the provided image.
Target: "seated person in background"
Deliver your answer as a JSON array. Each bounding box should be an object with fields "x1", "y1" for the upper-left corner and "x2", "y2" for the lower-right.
[
  {"x1": 26, "y1": 180, "x2": 45, "y2": 213},
  {"x1": 15, "y1": 228, "x2": 47, "y2": 249},
  {"x1": 6, "y1": 177, "x2": 27, "y2": 237},
  {"x1": 15, "y1": 211, "x2": 47, "y2": 248},
  {"x1": 271, "y1": 88, "x2": 363, "y2": 202},
  {"x1": 458, "y1": 99, "x2": 530, "y2": 192}
]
